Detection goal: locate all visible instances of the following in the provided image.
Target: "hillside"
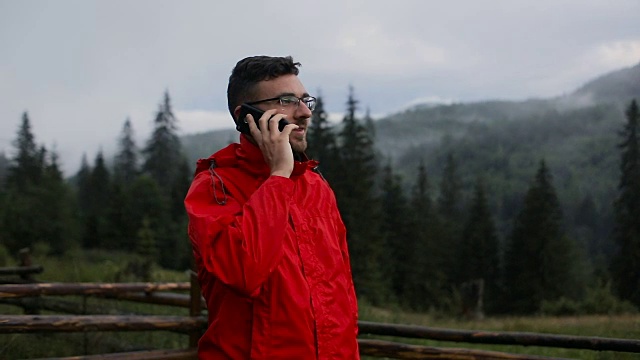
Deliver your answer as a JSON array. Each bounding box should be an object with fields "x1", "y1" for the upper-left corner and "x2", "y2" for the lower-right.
[{"x1": 178, "y1": 61, "x2": 639, "y2": 259}]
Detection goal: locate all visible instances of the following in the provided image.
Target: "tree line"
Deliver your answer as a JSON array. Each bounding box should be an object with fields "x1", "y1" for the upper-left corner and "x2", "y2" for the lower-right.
[
  {"x1": 306, "y1": 91, "x2": 639, "y2": 315},
  {"x1": 0, "y1": 89, "x2": 638, "y2": 316},
  {"x1": 0, "y1": 91, "x2": 192, "y2": 275}
]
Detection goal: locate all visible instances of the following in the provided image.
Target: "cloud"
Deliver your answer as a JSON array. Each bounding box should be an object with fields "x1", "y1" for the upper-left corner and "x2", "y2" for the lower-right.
[
  {"x1": 329, "y1": 19, "x2": 448, "y2": 76},
  {"x1": 593, "y1": 40, "x2": 640, "y2": 68},
  {"x1": 2, "y1": 0, "x2": 640, "y2": 175}
]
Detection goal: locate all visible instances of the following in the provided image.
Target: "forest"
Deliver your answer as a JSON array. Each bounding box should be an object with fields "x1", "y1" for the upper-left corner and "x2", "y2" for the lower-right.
[{"x1": 0, "y1": 64, "x2": 639, "y2": 317}]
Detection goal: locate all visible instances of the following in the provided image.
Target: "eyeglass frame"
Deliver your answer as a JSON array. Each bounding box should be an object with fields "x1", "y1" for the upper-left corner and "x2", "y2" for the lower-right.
[{"x1": 246, "y1": 94, "x2": 317, "y2": 112}]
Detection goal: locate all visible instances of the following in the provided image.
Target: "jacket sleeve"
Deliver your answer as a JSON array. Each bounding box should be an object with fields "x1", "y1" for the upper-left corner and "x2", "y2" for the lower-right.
[{"x1": 184, "y1": 171, "x2": 294, "y2": 297}]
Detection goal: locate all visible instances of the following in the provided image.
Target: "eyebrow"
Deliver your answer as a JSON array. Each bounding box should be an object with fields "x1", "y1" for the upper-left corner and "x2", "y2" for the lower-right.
[{"x1": 276, "y1": 92, "x2": 311, "y2": 98}]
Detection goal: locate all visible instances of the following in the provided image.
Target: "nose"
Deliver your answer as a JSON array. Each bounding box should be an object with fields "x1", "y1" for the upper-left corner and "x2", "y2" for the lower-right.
[{"x1": 295, "y1": 101, "x2": 313, "y2": 119}]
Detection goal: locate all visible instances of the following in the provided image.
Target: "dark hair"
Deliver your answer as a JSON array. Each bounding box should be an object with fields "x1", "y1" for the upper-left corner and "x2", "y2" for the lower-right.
[{"x1": 227, "y1": 56, "x2": 301, "y2": 119}]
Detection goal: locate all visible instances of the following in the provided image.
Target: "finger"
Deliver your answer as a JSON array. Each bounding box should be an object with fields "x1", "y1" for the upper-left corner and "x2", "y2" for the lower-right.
[
  {"x1": 246, "y1": 114, "x2": 261, "y2": 140},
  {"x1": 280, "y1": 122, "x2": 299, "y2": 137},
  {"x1": 260, "y1": 109, "x2": 278, "y2": 134},
  {"x1": 269, "y1": 113, "x2": 289, "y2": 135}
]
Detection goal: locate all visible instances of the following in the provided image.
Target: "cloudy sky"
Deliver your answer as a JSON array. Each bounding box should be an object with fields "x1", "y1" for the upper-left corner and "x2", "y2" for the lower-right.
[{"x1": 1, "y1": 0, "x2": 639, "y2": 175}]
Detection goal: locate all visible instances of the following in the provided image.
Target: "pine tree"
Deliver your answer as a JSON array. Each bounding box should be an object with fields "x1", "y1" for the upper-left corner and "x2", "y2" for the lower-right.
[
  {"x1": 2, "y1": 113, "x2": 45, "y2": 254},
  {"x1": 2, "y1": 115, "x2": 79, "y2": 255},
  {"x1": 458, "y1": 177, "x2": 500, "y2": 313},
  {"x1": 307, "y1": 94, "x2": 339, "y2": 180},
  {"x1": 379, "y1": 161, "x2": 411, "y2": 303},
  {"x1": 105, "y1": 119, "x2": 141, "y2": 251},
  {"x1": 39, "y1": 149, "x2": 80, "y2": 255},
  {"x1": 128, "y1": 175, "x2": 176, "y2": 268},
  {"x1": 436, "y1": 152, "x2": 464, "y2": 284},
  {"x1": 82, "y1": 150, "x2": 111, "y2": 248},
  {"x1": 6, "y1": 112, "x2": 41, "y2": 190},
  {"x1": 114, "y1": 118, "x2": 139, "y2": 183},
  {"x1": 141, "y1": 91, "x2": 192, "y2": 269},
  {"x1": 503, "y1": 160, "x2": 583, "y2": 313},
  {"x1": 403, "y1": 160, "x2": 447, "y2": 310},
  {"x1": 75, "y1": 154, "x2": 92, "y2": 220},
  {"x1": 438, "y1": 153, "x2": 463, "y2": 222},
  {"x1": 335, "y1": 86, "x2": 387, "y2": 304},
  {"x1": 0, "y1": 151, "x2": 10, "y2": 186},
  {"x1": 611, "y1": 99, "x2": 640, "y2": 306},
  {"x1": 142, "y1": 91, "x2": 183, "y2": 190}
]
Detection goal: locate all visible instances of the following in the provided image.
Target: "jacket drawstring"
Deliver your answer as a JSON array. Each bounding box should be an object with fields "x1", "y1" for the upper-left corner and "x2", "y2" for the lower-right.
[{"x1": 209, "y1": 160, "x2": 227, "y2": 205}]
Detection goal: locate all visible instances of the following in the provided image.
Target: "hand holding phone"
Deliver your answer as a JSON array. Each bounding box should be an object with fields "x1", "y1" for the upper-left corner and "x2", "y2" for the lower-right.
[{"x1": 236, "y1": 103, "x2": 290, "y2": 135}]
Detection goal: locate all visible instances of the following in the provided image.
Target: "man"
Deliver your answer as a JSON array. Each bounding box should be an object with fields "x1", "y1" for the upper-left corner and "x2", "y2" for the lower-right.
[{"x1": 184, "y1": 56, "x2": 360, "y2": 359}]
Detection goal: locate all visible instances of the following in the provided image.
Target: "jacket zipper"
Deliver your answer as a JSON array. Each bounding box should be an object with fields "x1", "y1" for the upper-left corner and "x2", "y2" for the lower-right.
[{"x1": 289, "y1": 211, "x2": 319, "y2": 359}]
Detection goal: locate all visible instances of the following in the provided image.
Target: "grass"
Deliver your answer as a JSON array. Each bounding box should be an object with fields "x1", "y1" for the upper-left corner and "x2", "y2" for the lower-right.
[
  {"x1": 358, "y1": 301, "x2": 640, "y2": 359},
  {"x1": 2, "y1": 250, "x2": 640, "y2": 359}
]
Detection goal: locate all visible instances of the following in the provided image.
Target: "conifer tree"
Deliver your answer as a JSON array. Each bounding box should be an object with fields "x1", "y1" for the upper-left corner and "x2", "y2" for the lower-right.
[
  {"x1": 307, "y1": 94, "x2": 339, "y2": 180},
  {"x1": 128, "y1": 174, "x2": 175, "y2": 268},
  {"x1": 2, "y1": 114, "x2": 79, "y2": 255},
  {"x1": 6, "y1": 112, "x2": 41, "y2": 190},
  {"x1": 105, "y1": 119, "x2": 141, "y2": 250},
  {"x1": 142, "y1": 91, "x2": 183, "y2": 190},
  {"x1": 611, "y1": 99, "x2": 640, "y2": 306},
  {"x1": 40, "y1": 149, "x2": 80, "y2": 255},
  {"x1": 404, "y1": 160, "x2": 447, "y2": 310},
  {"x1": 3, "y1": 113, "x2": 46, "y2": 254},
  {"x1": 379, "y1": 161, "x2": 411, "y2": 302},
  {"x1": 438, "y1": 153, "x2": 463, "y2": 222},
  {"x1": 459, "y1": 178, "x2": 500, "y2": 313},
  {"x1": 0, "y1": 151, "x2": 9, "y2": 186},
  {"x1": 335, "y1": 86, "x2": 387, "y2": 304},
  {"x1": 75, "y1": 154, "x2": 92, "y2": 220},
  {"x1": 114, "y1": 118, "x2": 139, "y2": 183},
  {"x1": 436, "y1": 152, "x2": 464, "y2": 283},
  {"x1": 82, "y1": 150, "x2": 111, "y2": 248},
  {"x1": 141, "y1": 90, "x2": 192, "y2": 269},
  {"x1": 503, "y1": 160, "x2": 583, "y2": 313}
]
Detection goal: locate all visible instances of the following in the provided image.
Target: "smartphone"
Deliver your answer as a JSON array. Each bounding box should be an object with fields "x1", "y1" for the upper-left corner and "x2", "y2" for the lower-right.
[{"x1": 236, "y1": 103, "x2": 289, "y2": 135}]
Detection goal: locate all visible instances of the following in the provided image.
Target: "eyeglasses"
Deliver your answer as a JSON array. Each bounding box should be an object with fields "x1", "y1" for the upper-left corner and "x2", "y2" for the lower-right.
[{"x1": 247, "y1": 95, "x2": 317, "y2": 112}]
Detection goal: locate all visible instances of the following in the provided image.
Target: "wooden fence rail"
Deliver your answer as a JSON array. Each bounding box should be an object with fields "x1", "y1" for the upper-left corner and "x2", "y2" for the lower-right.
[
  {"x1": 0, "y1": 315, "x2": 206, "y2": 333},
  {"x1": 0, "y1": 282, "x2": 190, "y2": 298},
  {"x1": 2, "y1": 281, "x2": 640, "y2": 359},
  {"x1": 358, "y1": 339, "x2": 572, "y2": 360},
  {"x1": 358, "y1": 320, "x2": 640, "y2": 353},
  {"x1": 0, "y1": 265, "x2": 44, "y2": 277}
]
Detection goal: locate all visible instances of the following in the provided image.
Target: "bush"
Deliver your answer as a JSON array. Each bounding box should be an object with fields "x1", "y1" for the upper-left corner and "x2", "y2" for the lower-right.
[{"x1": 541, "y1": 282, "x2": 638, "y2": 316}]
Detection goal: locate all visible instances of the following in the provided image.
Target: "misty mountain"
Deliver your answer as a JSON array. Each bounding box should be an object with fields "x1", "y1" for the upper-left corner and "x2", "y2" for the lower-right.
[
  {"x1": 183, "y1": 62, "x2": 639, "y2": 168},
  {"x1": 179, "y1": 61, "x2": 639, "y2": 258}
]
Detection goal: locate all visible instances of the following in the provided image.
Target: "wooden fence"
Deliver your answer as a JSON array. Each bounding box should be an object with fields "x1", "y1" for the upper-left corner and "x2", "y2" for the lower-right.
[{"x1": 2, "y1": 261, "x2": 640, "y2": 359}]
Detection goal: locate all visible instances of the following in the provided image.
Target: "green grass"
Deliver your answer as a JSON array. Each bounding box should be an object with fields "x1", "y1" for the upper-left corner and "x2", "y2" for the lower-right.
[
  {"x1": 358, "y1": 301, "x2": 640, "y2": 359},
  {"x1": 2, "y1": 250, "x2": 640, "y2": 359}
]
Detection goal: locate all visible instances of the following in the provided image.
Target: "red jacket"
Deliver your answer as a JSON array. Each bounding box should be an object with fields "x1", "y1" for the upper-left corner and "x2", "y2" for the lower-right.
[{"x1": 184, "y1": 135, "x2": 359, "y2": 359}]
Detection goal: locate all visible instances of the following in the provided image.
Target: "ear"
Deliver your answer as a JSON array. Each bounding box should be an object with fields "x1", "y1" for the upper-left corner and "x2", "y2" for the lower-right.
[{"x1": 233, "y1": 105, "x2": 242, "y2": 123}]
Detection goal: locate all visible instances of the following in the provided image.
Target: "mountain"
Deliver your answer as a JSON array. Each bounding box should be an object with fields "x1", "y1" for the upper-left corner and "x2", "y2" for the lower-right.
[
  {"x1": 182, "y1": 62, "x2": 640, "y2": 168},
  {"x1": 179, "y1": 62, "x2": 639, "y2": 259},
  {"x1": 572, "y1": 61, "x2": 640, "y2": 105}
]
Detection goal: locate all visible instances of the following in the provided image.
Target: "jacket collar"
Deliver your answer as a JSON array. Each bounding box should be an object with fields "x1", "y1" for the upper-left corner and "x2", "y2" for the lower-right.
[
  {"x1": 194, "y1": 134, "x2": 319, "y2": 178},
  {"x1": 235, "y1": 134, "x2": 318, "y2": 178}
]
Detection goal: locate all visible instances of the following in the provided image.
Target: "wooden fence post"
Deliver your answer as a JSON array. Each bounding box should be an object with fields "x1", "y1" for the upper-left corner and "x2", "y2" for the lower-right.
[
  {"x1": 189, "y1": 270, "x2": 203, "y2": 348},
  {"x1": 18, "y1": 248, "x2": 40, "y2": 314}
]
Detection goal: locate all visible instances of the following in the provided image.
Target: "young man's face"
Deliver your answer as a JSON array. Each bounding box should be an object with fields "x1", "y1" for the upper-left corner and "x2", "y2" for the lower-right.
[{"x1": 249, "y1": 74, "x2": 313, "y2": 153}]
